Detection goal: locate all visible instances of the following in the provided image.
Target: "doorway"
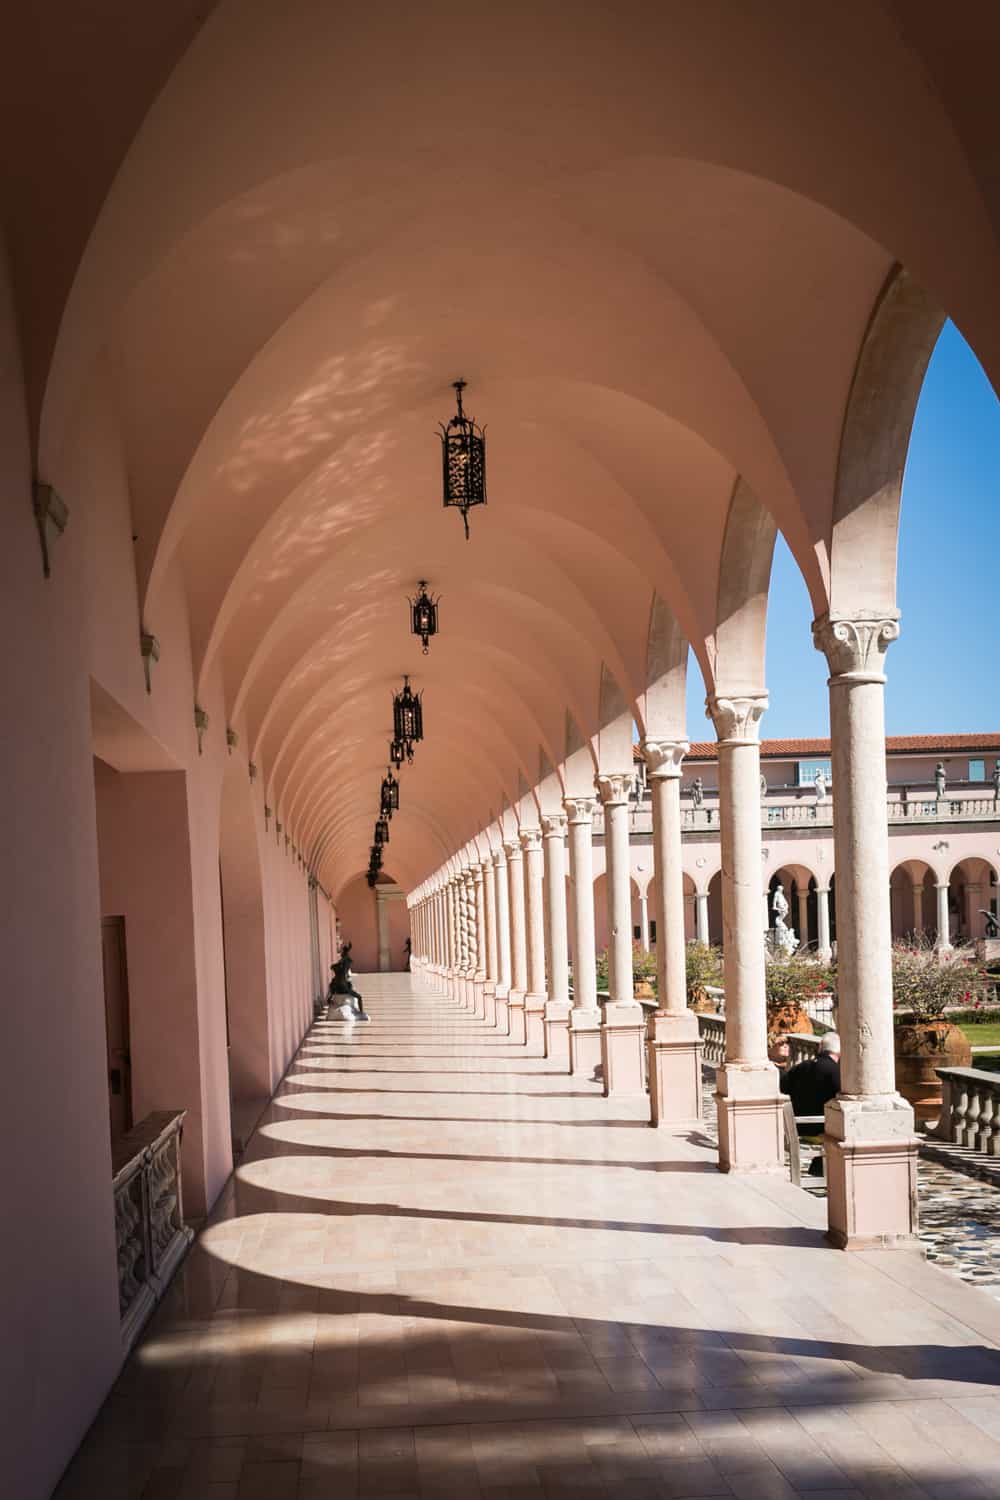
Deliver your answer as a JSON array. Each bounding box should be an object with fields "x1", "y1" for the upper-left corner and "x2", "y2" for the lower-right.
[{"x1": 101, "y1": 915, "x2": 132, "y2": 1140}]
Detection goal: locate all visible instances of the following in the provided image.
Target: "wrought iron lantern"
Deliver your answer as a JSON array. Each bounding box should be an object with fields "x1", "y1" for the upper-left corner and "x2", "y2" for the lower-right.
[
  {"x1": 366, "y1": 868, "x2": 378, "y2": 888},
  {"x1": 374, "y1": 816, "x2": 390, "y2": 846},
  {"x1": 392, "y1": 675, "x2": 423, "y2": 746},
  {"x1": 409, "y1": 581, "x2": 440, "y2": 654},
  {"x1": 389, "y1": 736, "x2": 406, "y2": 769},
  {"x1": 439, "y1": 379, "x2": 486, "y2": 538},
  {"x1": 380, "y1": 769, "x2": 399, "y2": 815},
  {"x1": 370, "y1": 842, "x2": 383, "y2": 871}
]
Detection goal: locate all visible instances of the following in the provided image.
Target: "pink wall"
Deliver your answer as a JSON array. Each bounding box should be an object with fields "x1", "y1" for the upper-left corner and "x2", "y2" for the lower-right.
[{"x1": 337, "y1": 876, "x2": 380, "y2": 971}]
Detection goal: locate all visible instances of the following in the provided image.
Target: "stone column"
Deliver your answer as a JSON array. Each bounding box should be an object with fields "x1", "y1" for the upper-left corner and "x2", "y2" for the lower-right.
[
  {"x1": 796, "y1": 886, "x2": 810, "y2": 947},
  {"x1": 473, "y1": 862, "x2": 488, "y2": 1017},
  {"x1": 446, "y1": 878, "x2": 459, "y2": 998},
  {"x1": 597, "y1": 774, "x2": 646, "y2": 1096},
  {"x1": 505, "y1": 839, "x2": 528, "y2": 1043},
  {"x1": 463, "y1": 868, "x2": 478, "y2": 1010},
  {"x1": 967, "y1": 882, "x2": 984, "y2": 941},
  {"x1": 564, "y1": 796, "x2": 602, "y2": 1078},
  {"x1": 814, "y1": 614, "x2": 917, "y2": 1248},
  {"x1": 816, "y1": 885, "x2": 832, "y2": 963},
  {"x1": 911, "y1": 881, "x2": 925, "y2": 940},
  {"x1": 482, "y1": 856, "x2": 499, "y2": 1026},
  {"x1": 493, "y1": 847, "x2": 512, "y2": 1033},
  {"x1": 520, "y1": 828, "x2": 547, "y2": 1052},
  {"x1": 542, "y1": 811, "x2": 571, "y2": 1069},
  {"x1": 706, "y1": 694, "x2": 784, "y2": 1171},
  {"x1": 376, "y1": 892, "x2": 390, "y2": 972},
  {"x1": 695, "y1": 890, "x2": 710, "y2": 945},
  {"x1": 638, "y1": 893, "x2": 650, "y2": 952},
  {"x1": 642, "y1": 739, "x2": 702, "y2": 1125},
  {"x1": 935, "y1": 882, "x2": 952, "y2": 953}
]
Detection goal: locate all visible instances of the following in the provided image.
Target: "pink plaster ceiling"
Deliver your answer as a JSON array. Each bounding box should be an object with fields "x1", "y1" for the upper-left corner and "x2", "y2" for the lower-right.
[{"x1": 26, "y1": 1, "x2": 1000, "y2": 895}]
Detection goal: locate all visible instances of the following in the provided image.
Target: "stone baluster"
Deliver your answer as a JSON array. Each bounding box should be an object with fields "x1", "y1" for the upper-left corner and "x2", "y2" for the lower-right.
[{"x1": 814, "y1": 613, "x2": 917, "y2": 1248}]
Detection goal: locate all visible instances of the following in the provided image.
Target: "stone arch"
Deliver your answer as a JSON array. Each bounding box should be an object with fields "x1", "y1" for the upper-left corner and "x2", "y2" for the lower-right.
[
  {"x1": 889, "y1": 858, "x2": 937, "y2": 942},
  {"x1": 769, "y1": 861, "x2": 819, "y2": 950},
  {"x1": 948, "y1": 855, "x2": 1000, "y2": 944}
]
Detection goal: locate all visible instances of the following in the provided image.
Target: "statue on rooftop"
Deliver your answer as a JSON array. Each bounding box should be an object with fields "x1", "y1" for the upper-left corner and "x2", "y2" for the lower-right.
[
  {"x1": 814, "y1": 768, "x2": 827, "y2": 802},
  {"x1": 691, "y1": 776, "x2": 703, "y2": 808},
  {"x1": 935, "y1": 762, "x2": 947, "y2": 799}
]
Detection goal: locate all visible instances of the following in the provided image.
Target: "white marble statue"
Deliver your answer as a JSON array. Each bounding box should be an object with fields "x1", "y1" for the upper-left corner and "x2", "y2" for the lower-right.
[
  {"x1": 771, "y1": 883, "x2": 799, "y2": 955},
  {"x1": 814, "y1": 768, "x2": 827, "y2": 802}
]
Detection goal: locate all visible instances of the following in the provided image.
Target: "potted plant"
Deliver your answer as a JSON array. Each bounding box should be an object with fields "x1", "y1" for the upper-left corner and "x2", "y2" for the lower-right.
[
  {"x1": 685, "y1": 941, "x2": 722, "y2": 1011},
  {"x1": 893, "y1": 938, "x2": 976, "y2": 1125},
  {"x1": 764, "y1": 952, "x2": 833, "y2": 1042},
  {"x1": 595, "y1": 942, "x2": 658, "y2": 999}
]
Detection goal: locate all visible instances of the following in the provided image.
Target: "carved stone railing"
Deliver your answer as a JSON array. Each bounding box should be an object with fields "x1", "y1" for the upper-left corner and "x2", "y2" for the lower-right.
[
  {"x1": 590, "y1": 792, "x2": 1000, "y2": 838},
  {"x1": 696, "y1": 1012, "x2": 726, "y2": 1066},
  {"x1": 785, "y1": 1032, "x2": 822, "y2": 1066},
  {"x1": 936, "y1": 1068, "x2": 1000, "y2": 1154},
  {"x1": 112, "y1": 1111, "x2": 194, "y2": 1352}
]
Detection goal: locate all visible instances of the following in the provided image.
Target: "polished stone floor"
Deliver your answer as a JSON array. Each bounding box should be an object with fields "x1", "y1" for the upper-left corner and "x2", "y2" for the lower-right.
[{"x1": 57, "y1": 975, "x2": 1000, "y2": 1498}]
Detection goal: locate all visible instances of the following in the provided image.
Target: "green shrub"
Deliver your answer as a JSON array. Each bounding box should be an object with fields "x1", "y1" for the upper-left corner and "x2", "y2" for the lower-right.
[{"x1": 685, "y1": 941, "x2": 722, "y2": 1004}]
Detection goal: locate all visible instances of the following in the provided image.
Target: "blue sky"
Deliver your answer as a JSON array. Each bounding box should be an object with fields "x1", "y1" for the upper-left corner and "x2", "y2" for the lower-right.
[{"x1": 684, "y1": 321, "x2": 999, "y2": 740}]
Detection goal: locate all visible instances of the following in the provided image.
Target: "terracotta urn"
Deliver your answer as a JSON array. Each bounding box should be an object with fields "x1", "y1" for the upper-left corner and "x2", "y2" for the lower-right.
[
  {"x1": 894, "y1": 1021, "x2": 972, "y2": 1127},
  {"x1": 689, "y1": 987, "x2": 718, "y2": 1014},
  {"x1": 766, "y1": 1003, "x2": 813, "y2": 1043},
  {"x1": 634, "y1": 979, "x2": 656, "y2": 1001}
]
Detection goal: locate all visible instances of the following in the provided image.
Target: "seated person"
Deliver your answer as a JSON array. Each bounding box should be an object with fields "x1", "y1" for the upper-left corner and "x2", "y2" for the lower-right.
[{"x1": 778, "y1": 1033, "x2": 840, "y2": 1176}]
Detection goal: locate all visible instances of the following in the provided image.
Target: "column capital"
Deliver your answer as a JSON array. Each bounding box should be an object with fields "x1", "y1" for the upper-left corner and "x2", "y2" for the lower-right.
[
  {"x1": 563, "y1": 794, "x2": 596, "y2": 825},
  {"x1": 812, "y1": 611, "x2": 899, "y2": 684},
  {"x1": 596, "y1": 771, "x2": 633, "y2": 807},
  {"x1": 503, "y1": 837, "x2": 523, "y2": 862},
  {"x1": 640, "y1": 737, "x2": 689, "y2": 779},
  {"x1": 475, "y1": 859, "x2": 488, "y2": 881},
  {"x1": 491, "y1": 845, "x2": 506, "y2": 868},
  {"x1": 519, "y1": 827, "x2": 543, "y2": 854},
  {"x1": 541, "y1": 809, "x2": 568, "y2": 838},
  {"x1": 705, "y1": 693, "x2": 768, "y2": 746}
]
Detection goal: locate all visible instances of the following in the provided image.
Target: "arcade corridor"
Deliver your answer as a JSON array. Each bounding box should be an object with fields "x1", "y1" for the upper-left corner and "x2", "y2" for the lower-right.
[{"x1": 58, "y1": 977, "x2": 1000, "y2": 1498}]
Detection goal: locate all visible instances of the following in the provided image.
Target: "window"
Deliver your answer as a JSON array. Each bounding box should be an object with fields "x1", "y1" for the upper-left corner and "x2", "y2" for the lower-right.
[
  {"x1": 969, "y1": 758, "x2": 986, "y2": 782},
  {"x1": 797, "y1": 758, "x2": 832, "y2": 787}
]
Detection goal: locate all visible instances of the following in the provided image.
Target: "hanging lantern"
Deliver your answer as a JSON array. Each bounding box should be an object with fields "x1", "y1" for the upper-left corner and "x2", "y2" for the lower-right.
[
  {"x1": 389, "y1": 736, "x2": 406, "y2": 770},
  {"x1": 392, "y1": 675, "x2": 423, "y2": 745},
  {"x1": 366, "y1": 868, "x2": 378, "y2": 888},
  {"x1": 439, "y1": 379, "x2": 486, "y2": 539},
  {"x1": 409, "y1": 581, "x2": 440, "y2": 654},
  {"x1": 370, "y1": 842, "x2": 383, "y2": 871},
  {"x1": 380, "y1": 769, "x2": 399, "y2": 814},
  {"x1": 374, "y1": 816, "x2": 390, "y2": 846}
]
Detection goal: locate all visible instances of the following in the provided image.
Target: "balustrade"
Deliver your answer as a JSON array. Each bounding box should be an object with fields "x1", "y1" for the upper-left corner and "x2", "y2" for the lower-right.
[
  {"x1": 936, "y1": 1067, "x2": 1000, "y2": 1154},
  {"x1": 112, "y1": 1110, "x2": 194, "y2": 1351},
  {"x1": 696, "y1": 1013, "x2": 726, "y2": 1066}
]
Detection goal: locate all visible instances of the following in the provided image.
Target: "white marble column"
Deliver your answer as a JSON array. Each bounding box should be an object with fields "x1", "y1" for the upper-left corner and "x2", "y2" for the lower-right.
[
  {"x1": 638, "y1": 893, "x2": 650, "y2": 953},
  {"x1": 911, "y1": 882, "x2": 925, "y2": 939},
  {"x1": 564, "y1": 796, "x2": 602, "y2": 1078},
  {"x1": 816, "y1": 885, "x2": 832, "y2": 963},
  {"x1": 695, "y1": 890, "x2": 710, "y2": 945},
  {"x1": 376, "y1": 892, "x2": 390, "y2": 972},
  {"x1": 814, "y1": 614, "x2": 917, "y2": 1248},
  {"x1": 707, "y1": 694, "x2": 783, "y2": 1171},
  {"x1": 935, "y1": 882, "x2": 952, "y2": 953},
  {"x1": 446, "y1": 878, "x2": 459, "y2": 998},
  {"x1": 505, "y1": 839, "x2": 528, "y2": 1043},
  {"x1": 542, "y1": 811, "x2": 571, "y2": 1069},
  {"x1": 796, "y1": 886, "x2": 810, "y2": 948},
  {"x1": 492, "y1": 846, "x2": 512, "y2": 1033},
  {"x1": 521, "y1": 827, "x2": 547, "y2": 1051},
  {"x1": 641, "y1": 739, "x2": 702, "y2": 1124},
  {"x1": 463, "y1": 868, "x2": 478, "y2": 1009},
  {"x1": 473, "y1": 862, "x2": 488, "y2": 1017},
  {"x1": 482, "y1": 856, "x2": 499, "y2": 1026},
  {"x1": 597, "y1": 773, "x2": 646, "y2": 1096}
]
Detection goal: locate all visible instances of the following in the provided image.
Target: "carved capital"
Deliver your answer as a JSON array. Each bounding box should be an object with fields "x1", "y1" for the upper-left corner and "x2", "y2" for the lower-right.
[
  {"x1": 491, "y1": 846, "x2": 506, "y2": 868},
  {"x1": 541, "y1": 810, "x2": 568, "y2": 838},
  {"x1": 640, "y1": 737, "x2": 689, "y2": 779},
  {"x1": 473, "y1": 862, "x2": 486, "y2": 885},
  {"x1": 812, "y1": 612, "x2": 899, "y2": 684},
  {"x1": 562, "y1": 795, "x2": 596, "y2": 826},
  {"x1": 705, "y1": 693, "x2": 767, "y2": 746},
  {"x1": 595, "y1": 772, "x2": 633, "y2": 807},
  {"x1": 503, "y1": 838, "x2": 523, "y2": 861},
  {"x1": 519, "y1": 827, "x2": 543, "y2": 854}
]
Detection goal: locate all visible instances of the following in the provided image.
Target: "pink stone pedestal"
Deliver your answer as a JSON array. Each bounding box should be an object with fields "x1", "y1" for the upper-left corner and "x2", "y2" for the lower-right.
[
  {"x1": 524, "y1": 993, "x2": 546, "y2": 1052},
  {"x1": 600, "y1": 1002, "x2": 647, "y2": 1097},
  {"x1": 646, "y1": 1010, "x2": 703, "y2": 1125},
  {"x1": 824, "y1": 1097, "x2": 920, "y2": 1249},
  {"x1": 508, "y1": 991, "x2": 527, "y2": 1045},
  {"x1": 569, "y1": 1009, "x2": 602, "y2": 1081},
  {"x1": 495, "y1": 985, "x2": 510, "y2": 1035},
  {"x1": 544, "y1": 1000, "x2": 571, "y2": 1070},
  {"x1": 483, "y1": 983, "x2": 497, "y2": 1027},
  {"x1": 715, "y1": 1063, "x2": 784, "y2": 1172}
]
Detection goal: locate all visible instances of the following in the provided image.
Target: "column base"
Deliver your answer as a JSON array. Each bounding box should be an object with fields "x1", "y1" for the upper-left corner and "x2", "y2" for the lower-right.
[
  {"x1": 544, "y1": 999, "x2": 571, "y2": 1070},
  {"x1": 600, "y1": 1002, "x2": 647, "y2": 1096},
  {"x1": 524, "y1": 992, "x2": 546, "y2": 1052},
  {"x1": 508, "y1": 990, "x2": 527, "y2": 1044},
  {"x1": 646, "y1": 1010, "x2": 703, "y2": 1125},
  {"x1": 715, "y1": 1062, "x2": 784, "y2": 1172},
  {"x1": 824, "y1": 1096, "x2": 920, "y2": 1249},
  {"x1": 569, "y1": 1008, "x2": 603, "y2": 1081},
  {"x1": 483, "y1": 982, "x2": 497, "y2": 1027},
  {"x1": 495, "y1": 985, "x2": 510, "y2": 1035},
  {"x1": 473, "y1": 973, "x2": 486, "y2": 1019}
]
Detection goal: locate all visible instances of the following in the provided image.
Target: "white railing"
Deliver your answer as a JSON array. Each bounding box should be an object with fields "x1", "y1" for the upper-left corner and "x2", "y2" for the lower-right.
[
  {"x1": 591, "y1": 792, "x2": 1000, "y2": 839},
  {"x1": 112, "y1": 1110, "x2": 194, "y2": 1351},
  {"x1": 936, "y1": 1067, "x2": 1000, "y2": 1154},
  {"x1": 696, "y1": 1013, "x2": 726, "y2": 1066}
]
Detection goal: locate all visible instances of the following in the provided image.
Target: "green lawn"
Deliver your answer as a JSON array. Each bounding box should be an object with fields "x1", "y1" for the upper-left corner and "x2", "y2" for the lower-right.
[{"x1": 959, "y1": 1022, "x2": 1000, "y2": 1048}]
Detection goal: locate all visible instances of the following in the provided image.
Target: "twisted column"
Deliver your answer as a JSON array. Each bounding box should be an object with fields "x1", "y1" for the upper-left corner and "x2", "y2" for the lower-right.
[{"x1": 814, "y1": 613, "x2": 916, "y2": 1247}]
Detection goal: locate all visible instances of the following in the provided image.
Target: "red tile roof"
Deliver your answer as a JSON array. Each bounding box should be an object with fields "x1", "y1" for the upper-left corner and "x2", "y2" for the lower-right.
[{"x1": 673, "y1": 733, "x2": 1000, "y2": 761}]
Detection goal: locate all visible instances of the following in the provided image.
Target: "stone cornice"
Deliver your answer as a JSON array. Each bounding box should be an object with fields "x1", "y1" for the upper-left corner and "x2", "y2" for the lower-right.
[{"x1": 812, "y1": 612, "x2": 900, "y2": 684}]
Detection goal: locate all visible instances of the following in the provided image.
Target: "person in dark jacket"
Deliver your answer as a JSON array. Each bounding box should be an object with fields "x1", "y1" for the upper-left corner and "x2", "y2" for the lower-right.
[{"x1": 779, "y1": 1033, "x2": 840, "y2": 1175}]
